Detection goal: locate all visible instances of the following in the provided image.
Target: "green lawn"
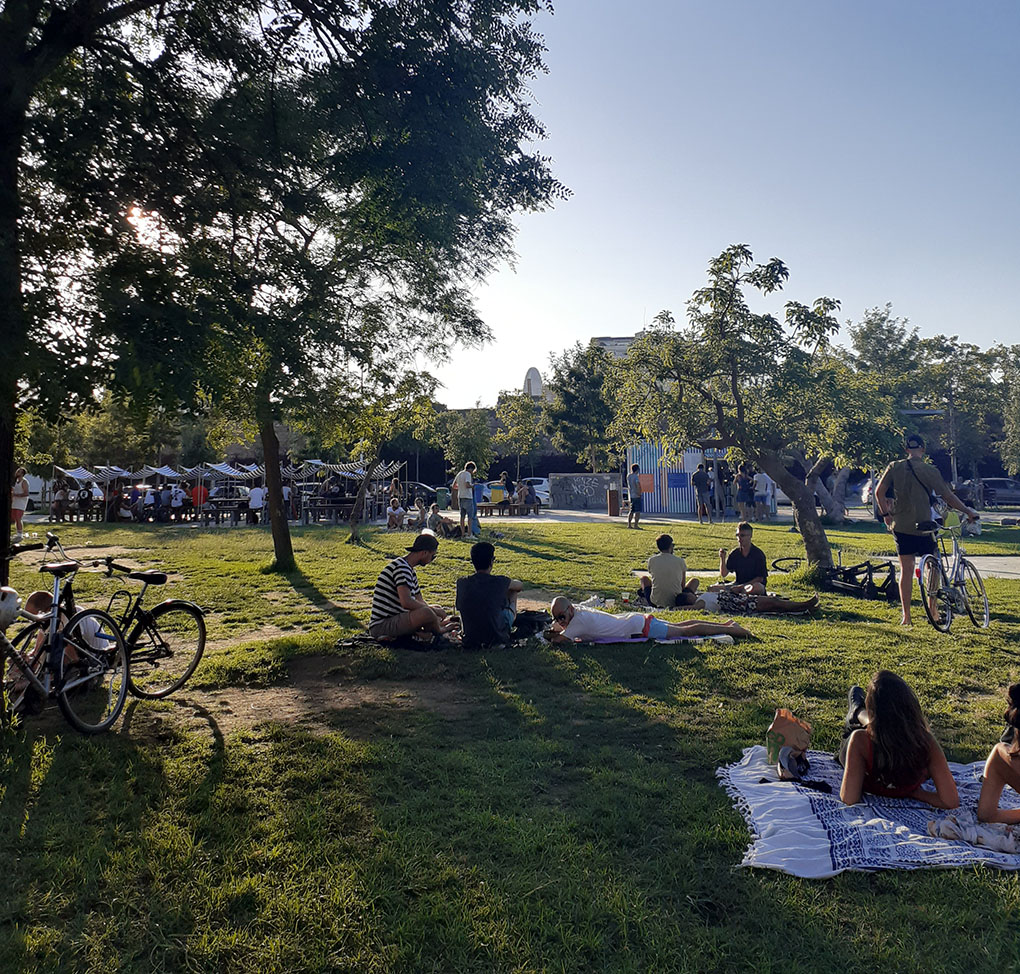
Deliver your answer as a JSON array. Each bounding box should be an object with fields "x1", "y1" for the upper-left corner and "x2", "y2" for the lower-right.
[{"x1": 3, "y1": 519, "x2": 1020, "y2": 972}]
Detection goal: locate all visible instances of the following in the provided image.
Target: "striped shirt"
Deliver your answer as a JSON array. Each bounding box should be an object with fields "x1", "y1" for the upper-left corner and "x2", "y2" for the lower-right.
[{"x1": 370, "y1": 557, "x2": 421, "y2": 626}]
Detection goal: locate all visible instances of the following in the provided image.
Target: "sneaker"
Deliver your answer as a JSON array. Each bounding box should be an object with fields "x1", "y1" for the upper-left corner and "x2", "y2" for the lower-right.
[
  {"x1": 12, "y1": 532, "x2": 22, "y2": 543},
  {"x1": 845, "y1": 685, "x2": 866, "y2": 727}
]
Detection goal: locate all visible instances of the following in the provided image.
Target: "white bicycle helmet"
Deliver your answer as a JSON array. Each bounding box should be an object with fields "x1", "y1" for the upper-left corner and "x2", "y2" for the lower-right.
[{"x1": 0, "y1": 586, "x2": 21, "y2": 631}]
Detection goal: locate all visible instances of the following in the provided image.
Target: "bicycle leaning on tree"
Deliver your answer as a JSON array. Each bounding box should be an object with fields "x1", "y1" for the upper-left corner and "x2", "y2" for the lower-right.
[
  {"x1": 1, "y1": 539, "x2": 129, "y2": 733},
  {"x1": 916, "y1": 512, "x2": 990, "y2": 632}
]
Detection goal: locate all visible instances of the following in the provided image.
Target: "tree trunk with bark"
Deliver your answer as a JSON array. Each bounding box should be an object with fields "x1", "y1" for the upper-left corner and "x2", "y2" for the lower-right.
[
  {"x1": 758, "y1": 453, "x2": 835, "y2": 569},
  {"x1": 347, "y1": 459, "x2": 380, "y2": 544},
  {"x1": 255, "y1": 391, "x2": 295, "y2": 572},
  {"x1": 0, "y1": 96, "x2": 28, "y2": 587}
]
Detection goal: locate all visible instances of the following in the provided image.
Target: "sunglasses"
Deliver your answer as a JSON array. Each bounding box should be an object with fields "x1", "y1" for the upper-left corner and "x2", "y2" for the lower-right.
[{"x1": 554, "y1": 612, "x2": 569, "y2": 623}]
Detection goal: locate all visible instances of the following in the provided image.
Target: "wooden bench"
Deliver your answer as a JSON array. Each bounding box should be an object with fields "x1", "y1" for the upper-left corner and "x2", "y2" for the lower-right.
[{"x1": 476, "y1": 502, "x2": 540, "y2": 517}]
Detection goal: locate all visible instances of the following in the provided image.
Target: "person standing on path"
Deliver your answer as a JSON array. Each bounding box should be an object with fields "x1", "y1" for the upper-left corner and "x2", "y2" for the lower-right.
[
  {"x1": 627, "y1": 464, "x2": 643, "y2": 529},
  {"x1": 692, "y1": 463, "x2": 713, "y2": 525},
  {"x1": 453, "y1": 461, "x2": 476, "y2": 537},
  {"x1": 10, "y1": 467, "x2": 29, "y2": 541},
  {"x1": 875, "y1": 434, "x2": 977, "y2": 626}
]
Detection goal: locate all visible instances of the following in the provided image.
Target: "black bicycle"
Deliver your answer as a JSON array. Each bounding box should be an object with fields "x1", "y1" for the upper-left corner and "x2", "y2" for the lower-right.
[
  {"x1": 98, "y1": 556, "x2": 206, "y2": 698},
  {"x1": 2, "y1": 539, "x2": 129, "y2": 733}
]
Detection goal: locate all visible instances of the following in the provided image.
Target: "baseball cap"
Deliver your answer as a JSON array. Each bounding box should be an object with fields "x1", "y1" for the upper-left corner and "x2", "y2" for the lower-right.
[
  {"x1": 905, "y1": 433, "x2": 925, "y2": 449},
  {"x1": 406, "y1": 534, "x2": 440, "y2": 553}
]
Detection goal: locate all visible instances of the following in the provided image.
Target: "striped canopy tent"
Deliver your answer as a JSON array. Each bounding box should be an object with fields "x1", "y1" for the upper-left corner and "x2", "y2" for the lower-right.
[
  {"x1": 140, "y1": 465, "x2": 185, "y2": 480},
  {"x1": 300, "y1": 459, "x2": 402, "y2": 480},
  {"x1": 204, "y1": 462, "x2": 262, "y2": 482},
  {"x1": 54, "y1": 465, "x2": 96, "y2": 483},
  {"x1": 93, "y1": 465, "x2": 133, "y2": 483}
]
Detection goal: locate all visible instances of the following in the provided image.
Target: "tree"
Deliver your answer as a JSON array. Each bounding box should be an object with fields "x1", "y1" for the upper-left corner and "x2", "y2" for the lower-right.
[
  {"x1": 610, "y1": 245, "x2": 901, "y2": 569},
  {"x1": 998, "y1": 344, "x2": 1020, "y2": 476},
  {"x1": 494, "y1": 391, "x2": 540, "y2": 479},
  {"x1": 438, "y1": 408, "x2": 494, "y2": 481},
  {"x1": 1, "y1": 1, "x2": 565, "y2": 576},
  {"x1": 540, "y1": 343, "x2": 617, "y2": 472}
]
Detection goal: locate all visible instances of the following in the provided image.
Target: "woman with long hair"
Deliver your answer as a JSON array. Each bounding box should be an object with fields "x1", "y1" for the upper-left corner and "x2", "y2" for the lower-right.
[
  {"x1": 977, "y1": 684, "x2": 1020, "y2": 823},
  {"x1": 11, "y1": 467, "x2": 29, "y2": 540},
  {"x1": 838, "y1": 670, "x2": 959, "y2": 808}
]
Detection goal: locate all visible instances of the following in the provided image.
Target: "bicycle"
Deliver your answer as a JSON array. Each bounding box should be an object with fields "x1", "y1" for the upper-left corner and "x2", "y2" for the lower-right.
[
  {"x1": 1, "y1": 539, "x2": 129, "y2": 733},
  {"x1": 97, "y1": 556, "x2": 206, "y2": 698},
  {"x1": 916, "y1": 512, "x2": 989, "y2": 632}
]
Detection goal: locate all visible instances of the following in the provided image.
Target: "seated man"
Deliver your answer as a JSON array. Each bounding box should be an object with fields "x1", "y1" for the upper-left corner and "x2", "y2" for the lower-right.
[
  {"x1": 718, "y1": 521, "x2": 768, "y2": 595},
  {"x1": 368, "y1": 534, "x2": 457, "y2": 642},
  {"x1": 386, "y1": 496, "x2": 406, "y2": 530},
  {"x1": 407, "y1": 497, "x2": 427, "y2": 530},
  {"x1": 547, "y1": 597, "x2": 752, "y2": 644},
  {"x1": 426, "y1": 503, "x2": 460, "y2": 538},
  {"x1": 693, "y1": 589, "x2": 818, "y2": 615},
  {"x1": 638, "y1": 533, "x2": 700, "y2": 607},
  {"x1": 456, "y1": 542, "x2": 524, "y2": 648}
]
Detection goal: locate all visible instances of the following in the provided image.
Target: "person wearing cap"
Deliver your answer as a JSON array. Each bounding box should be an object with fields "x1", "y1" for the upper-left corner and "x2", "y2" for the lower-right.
[
  {"x1": 875, "y1": 433, "x2": 978, "y2": 625},
  {"x1": 369, "y1": 534, "x2": 457, "y2": 642},
  {"x1": 456, "y1": 542, "x2": 524, "y2": 648}
]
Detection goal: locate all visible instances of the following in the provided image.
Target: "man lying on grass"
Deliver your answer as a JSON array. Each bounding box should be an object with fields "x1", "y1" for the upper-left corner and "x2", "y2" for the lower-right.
[
  {"x1": 369, "y1": 534, "x2": 459, "y2": 643},
  {"x1": 546, "y1": 597, "x2": 753, "y2": 644}
]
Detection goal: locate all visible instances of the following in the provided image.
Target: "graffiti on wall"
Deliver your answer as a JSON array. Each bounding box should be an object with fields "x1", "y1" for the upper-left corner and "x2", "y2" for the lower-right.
[{"x1": 550, "y1": 473, "x2": 623, "y2": 510}]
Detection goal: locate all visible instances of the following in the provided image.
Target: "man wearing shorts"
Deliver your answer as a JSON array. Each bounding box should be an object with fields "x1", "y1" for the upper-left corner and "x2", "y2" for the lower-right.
[
  {"x1": 547, "y1": 597, "x2": 752, "y2": 643},
  {"x1": 692, "y1": 463, "x2": 713, "y2": 524},
  {"x1": 627, "y1": 464, "x2": 643, "y2": 529},
  {"x1": 369, "y1": 534, "x2": 457, "y2": 641},
  {"x1": 875, "y1": 434, "x2": 976, "y2": 625},
  {"x1": 453, "y1": 461, "x2": 476, "y2": 536},
  {"x1": 456, "y1": 542, "x2": 523, "y2": 648}
]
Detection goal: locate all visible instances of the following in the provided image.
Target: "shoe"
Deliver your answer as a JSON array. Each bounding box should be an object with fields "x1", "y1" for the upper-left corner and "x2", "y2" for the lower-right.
[
  {"x1": 845, "y1": 686, "x2": 866, "y2": 727},
  {"x1": 12, "y1": 532, "x2": 23, "y2": 543}
]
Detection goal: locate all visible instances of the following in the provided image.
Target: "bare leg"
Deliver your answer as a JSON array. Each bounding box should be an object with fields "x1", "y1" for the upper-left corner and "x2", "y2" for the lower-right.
[
  {"x1": 898, "y1": 554, "x2": 915, "y2": 625},
  {"x1": 755, "y1": 594, "x2": 819, "y2": 614},
  {"x1": 664, "y1": 619, "x2": 753, "y2": 639}
]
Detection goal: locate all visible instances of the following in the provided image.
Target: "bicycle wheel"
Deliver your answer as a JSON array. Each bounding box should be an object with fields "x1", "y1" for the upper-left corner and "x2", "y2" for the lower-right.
[
  {"x1": 771, "y1": 557, "x2": 804, "y2": 573},
  {"x1": 56, "y1": 608, "x2": 128, "y2": 734},
  {"x1": 126, "y1": 601, "x2": 206, "y2": 699},
  {"x1": 918, "y1": 555, "x2": 953, "y2": 632},
  {"x1": 960, "y1": 559, "x2": 990, "y2": 628},
  {"x1": 2, "y1": 623, "x2": 46, "y2": 722}
]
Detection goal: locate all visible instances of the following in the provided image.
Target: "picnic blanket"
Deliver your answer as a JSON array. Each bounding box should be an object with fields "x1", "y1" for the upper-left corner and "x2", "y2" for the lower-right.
[{"x1": 717, "y1": 744, "x2": 1020, "y2": 877}]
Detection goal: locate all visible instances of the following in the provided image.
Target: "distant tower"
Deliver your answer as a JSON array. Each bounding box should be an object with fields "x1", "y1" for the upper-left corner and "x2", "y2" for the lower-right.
[{"x1": 524, "y1": 367, "x2": 544, "y2": 399}]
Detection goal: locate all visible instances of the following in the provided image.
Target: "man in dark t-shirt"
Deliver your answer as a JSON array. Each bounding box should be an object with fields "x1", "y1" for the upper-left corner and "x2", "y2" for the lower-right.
[
  {"x1": 718, "y1": 521, "x2": 768, "y2": 594},
  {"x1": 456, "y1": 542, "x2": 524, "y2": 648},
  {"x1": 691, "y1": 463, "x2": 712, "y2": 525}
]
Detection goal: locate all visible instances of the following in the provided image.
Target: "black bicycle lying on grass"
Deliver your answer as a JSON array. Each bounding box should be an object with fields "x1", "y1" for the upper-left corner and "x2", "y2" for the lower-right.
[{"x1": 771, "y1": 555, "x2": 899, "y2": 602}]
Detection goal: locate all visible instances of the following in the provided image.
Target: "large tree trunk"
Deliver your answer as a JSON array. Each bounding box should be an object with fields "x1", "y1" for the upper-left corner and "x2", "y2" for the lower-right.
[
  {"x1": 808, "y1": 462, "x2": 851, "y2": 523},
  {"x1": 255, "y1": 393, "x2": 295, "y2": 572},
  {"x1": 759, "y1": 453, "x2": 834, "y2": 569},
  {"x1": 347, "y1": 459, "x2": 380, "y2": 544},
  {"x1": 0, "y1": 97, "x2": 28, "y2": 587}
]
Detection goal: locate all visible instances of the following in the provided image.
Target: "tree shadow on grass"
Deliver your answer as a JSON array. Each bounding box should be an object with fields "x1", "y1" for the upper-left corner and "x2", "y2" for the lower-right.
[{"x1": 285, "y1": 564, "x2": 361, "y2": 630}]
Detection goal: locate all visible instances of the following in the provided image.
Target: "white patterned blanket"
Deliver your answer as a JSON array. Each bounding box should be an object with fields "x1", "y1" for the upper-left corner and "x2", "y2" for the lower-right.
[{"x1": 717, "y1": 745, "x2": 1020, "y2": 877}]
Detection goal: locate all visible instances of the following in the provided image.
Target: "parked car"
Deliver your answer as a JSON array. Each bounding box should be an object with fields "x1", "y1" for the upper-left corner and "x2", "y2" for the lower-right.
[
  {"x1": 982, "y1": 477, "x2": 1020, "y2": 507},
  {"x1": 209, "y1": 484, "x2": 251, "y2": 500},
  {"x1": 404, "y1": 481, "x2": 439, "y2": 506},
  {"x1": 520, "y1": 477, "x2": 551, "y2": 506}
]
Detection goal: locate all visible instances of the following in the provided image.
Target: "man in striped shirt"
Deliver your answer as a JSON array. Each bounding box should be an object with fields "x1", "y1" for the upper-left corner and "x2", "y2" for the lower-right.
[{"x1": 369, "y1": 534, "x2": 457, "y2": 641}]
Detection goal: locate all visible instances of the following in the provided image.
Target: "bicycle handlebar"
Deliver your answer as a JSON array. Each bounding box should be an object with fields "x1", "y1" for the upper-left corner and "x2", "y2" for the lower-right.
[
  {"x1": 5, "y1": 542, "x2": 45, "y2": 558},
  {"x1": 99, "y1": 556, "x2": 135, "y2": 576}
]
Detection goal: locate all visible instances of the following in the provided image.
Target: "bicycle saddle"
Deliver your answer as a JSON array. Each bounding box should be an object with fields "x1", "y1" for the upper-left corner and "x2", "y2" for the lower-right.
[
  {"x1": 39, "y1": 561, "x2": 79, "y2": 577},
  {"x1": 129, "y1": 571, "x2": 167, "y2": 585},
  {"x1": 916, "y1": 520, "x2": 940, "y2": 533}
]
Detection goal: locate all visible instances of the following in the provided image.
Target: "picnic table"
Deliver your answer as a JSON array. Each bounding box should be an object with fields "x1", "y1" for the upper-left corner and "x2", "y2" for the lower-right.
[
  {"x1": 303, "y1": 499, "x2": 357, "y2": 524},
  {"x1": 476, "y1": 502, "x2": 541, "y2": 517},
  {"x1": 201, "y1": 499, "x2": 248, "y2": 526}
]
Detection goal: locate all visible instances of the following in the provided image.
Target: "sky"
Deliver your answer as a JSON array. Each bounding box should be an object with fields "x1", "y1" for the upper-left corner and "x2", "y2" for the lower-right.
[{"x1": 430, "y1": 0, "x2": 1020, "y2": 408}]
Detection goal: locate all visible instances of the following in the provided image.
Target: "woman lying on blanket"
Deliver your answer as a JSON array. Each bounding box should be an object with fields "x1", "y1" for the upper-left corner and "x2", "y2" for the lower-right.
[
  {"x1": 977, "y1": 683, "x2": 1020, "y2": 823},
  {"x1": 838, "y1": 670, "x2": 959, "y2": 809}
]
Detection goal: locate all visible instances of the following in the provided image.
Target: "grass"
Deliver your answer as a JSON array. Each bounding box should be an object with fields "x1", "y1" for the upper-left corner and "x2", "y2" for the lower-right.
[{"x1": 2, "y1": 518, "x2": 1020, "y2": 972}]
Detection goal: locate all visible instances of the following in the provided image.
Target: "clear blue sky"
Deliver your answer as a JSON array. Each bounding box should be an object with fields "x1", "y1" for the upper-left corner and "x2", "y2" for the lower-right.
[{"x1": 430, "y1": 0, "x2": 1020, "y2": 408}]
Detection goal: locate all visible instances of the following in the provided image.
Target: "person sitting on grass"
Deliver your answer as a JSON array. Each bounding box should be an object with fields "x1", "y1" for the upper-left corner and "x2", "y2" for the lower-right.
[
  {"x1": 368, "y1": 534, "x2": 458, "y2": 643},
  {"x1": 456, "y1": 542, "x2": 523, "y2": 649},
  {"x1": 386, "y1": 496, "x2": 406, "y2": 530},
  {"x1": 837, "y1": 670, "x2": 959, "y2": 809},
  {"x1": 546, "y1": 597, "x2": 753, "y2": 644},
  {"x1": 407, "y1": 497, "x2": 427, "y2": 530},
  {"x1": 717, "y1": 521, "x2": 768, "y2": 597},
  {"x1": 977, "y1": 684, "x2": 1020, "y2": 823},
  {"x1": 426, "y1": 503, "x2": 460, "y2": 538},
  {"x1": 637, "y1": 533, "x2": 701, "y2": 607}
]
